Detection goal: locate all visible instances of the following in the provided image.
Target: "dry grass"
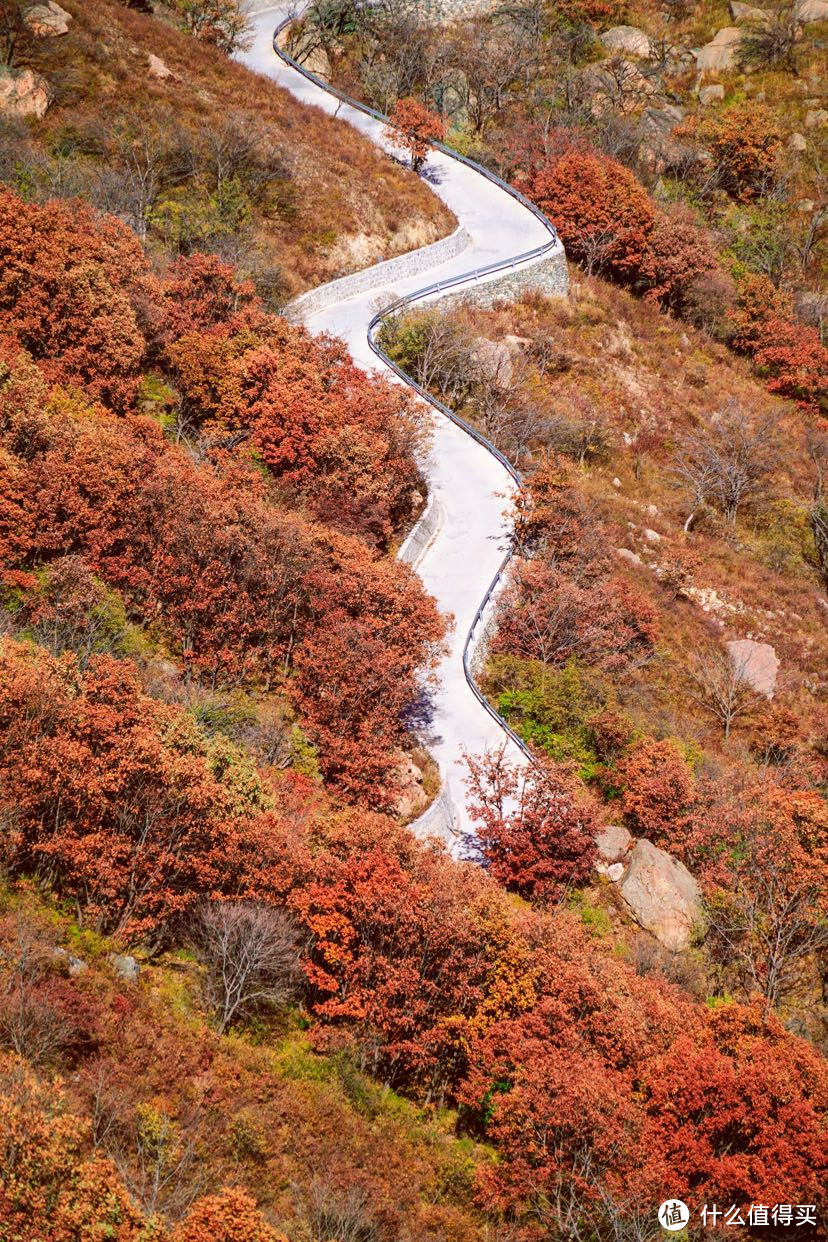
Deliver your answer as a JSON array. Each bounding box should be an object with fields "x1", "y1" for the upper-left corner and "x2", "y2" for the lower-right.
[
  {"x1": 441, "y1": 275, "x2": 827, "y2": 763},
  {"x1": 22, "y1": 0, "x2": 454, "y2": 296}
]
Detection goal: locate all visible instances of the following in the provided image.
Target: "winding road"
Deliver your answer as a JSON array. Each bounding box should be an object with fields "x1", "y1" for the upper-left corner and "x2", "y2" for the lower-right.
[{"x1": 238, "y1": 8, "x2": 567, "y2": 851}]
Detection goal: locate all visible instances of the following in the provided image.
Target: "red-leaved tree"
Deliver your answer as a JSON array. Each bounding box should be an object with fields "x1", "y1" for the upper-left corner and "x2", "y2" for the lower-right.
[
  {"x1": 384, "y1": 97, "x2": 446, "y2": 173},
  {"x1": 465, "y1": 749, "x2": 598, "y2": 904}
]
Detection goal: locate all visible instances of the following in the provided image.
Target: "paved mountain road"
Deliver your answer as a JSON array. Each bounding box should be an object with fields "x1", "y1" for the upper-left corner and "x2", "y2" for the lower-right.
[{"x1": 238, "y1": 9, "x2": 565, "y2": 849}]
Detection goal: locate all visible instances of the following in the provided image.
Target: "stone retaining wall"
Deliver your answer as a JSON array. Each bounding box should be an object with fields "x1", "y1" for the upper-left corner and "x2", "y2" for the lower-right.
[
  {"x1": 398, "y1": 488, "x2": 443, "y2": 569},
  {"x1": 441, "y1": 247, "x2": 570, "y2": 310},
  {"x1": 284, "y1": 225, "x2": 471, "y2": 323}
]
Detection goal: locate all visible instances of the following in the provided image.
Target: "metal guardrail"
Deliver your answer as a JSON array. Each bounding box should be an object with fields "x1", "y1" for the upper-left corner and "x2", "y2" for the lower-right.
[{"x1": 270, "y1": 12, "x2": 549, "y2": 768}]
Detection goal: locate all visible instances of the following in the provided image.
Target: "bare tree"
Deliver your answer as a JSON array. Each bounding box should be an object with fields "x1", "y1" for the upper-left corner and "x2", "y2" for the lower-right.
[
  {"x1": 705, "y1": 825, "x2": 828, "y2": 1010},
  {"x1": 738, "y1": 9, "x2": 801, "y2": 73},
  {"x1": 684, "y1": 645, "x2": 763, "y2": 740},
  {"x1": 295, "y1": 1176, "x2": 380, "y2": 1242},
  {"x1": 807, "y1": 427, "x2": 828, "y2": 594},
  {"x1": 190, "y1": 900, "x2": 304, "y2": 1033},
  {"x1": 0, "y1": 922, "x2": 77, "y2": 1065},
  {"x1": 451, "y1": 18, "x2": 539, "y2": 133},
  {"x1": 108, "y1": 1100, "x2": 205, "y2": 1221},
  {"x1": 673, "y1": 404, "x2": 778, "y2": 531},
  {"x1": 0, "y1": 0, "x2": 27, "y2": 68}
]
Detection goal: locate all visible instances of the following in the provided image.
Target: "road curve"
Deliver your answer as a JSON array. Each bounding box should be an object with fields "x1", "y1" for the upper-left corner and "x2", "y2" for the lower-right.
[{"x1": 238, "y1": 8, "x2": 565, "y2": 850}]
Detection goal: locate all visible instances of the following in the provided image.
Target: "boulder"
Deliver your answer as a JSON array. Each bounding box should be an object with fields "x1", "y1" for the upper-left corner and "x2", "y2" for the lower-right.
[
  {"x1": 599, "y1": 25, "x2": 653, "y2": 58},
  {"x1": 52, "y1": 947, "x2": 88, "y2": 977},
  {"x1": 109, "y1": 953, "x2": 141, "y2": 982},
  {"x1": 471, "y1": 337, "x2": 513, "y2": 385},
  {"x1": 642, "y1": 528, "x2": 661, "y2": 544},
  {"x1": 23, "y1": 1, "x2": 71, "y2": 36},
  {"x1": 642, "y1": 103, "x2": 685, "y2": 137},
  {"x1": 0, "y1": 66, "x2": 51, "y2": 118},
  {"x1": 596, "y1": 824, "x2": 633, "y2": 863},
  {"x1": 699, "y1": 83, "x2": 725, "y2": 104},
  {"x1": 148, "y1": 53, "x2": 172, "y2": 79},
  {"x1": 795, "y1": 0, "x2": 828, "y2": 21},
  {"x1": 729, "y1": 0, "x2": 770, "y2": 19},
  {"x1": 607, "y1": 862, "x2": 625, "y2": 882},
  {"x1": 805, "y1": 108, "x2": 828, "y2": 127},
  {"x1": 619, "y1": 839, "x2": 703, "y2": 952},
  {"x1": 392, "y1": 749, "x2": 427, "y2": 821},
  {"x1": 694, "y1": 27, "x2": 743, "y2": 73},
  {"x1": 726, "y1": 637, "x2": 779, "y2": 697},
  {"x1": 616, "y1": 547, "x2": 643, "y2": 568},
  {"x1": 789, "y1": 131, "x2": 808, "y2": 150}
]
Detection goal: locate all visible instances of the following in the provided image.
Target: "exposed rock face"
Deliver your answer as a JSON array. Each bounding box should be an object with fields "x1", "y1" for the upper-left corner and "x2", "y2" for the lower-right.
[
  {"x1": 726, "y1": 638, "x2": 779, "y2": 698},
  {"x1": 0, "y1": 66, "x2": 51, "y2": 118},
  {"x1": 392, "y1": 750, "x2": 428, "y2": 821},
  {"x1": 109, "y1": 953, "x2": 141, "y2": 982},
  {"x1": 644, "y1": 104, "x2": 685, "y2": 133},
  {"x1": 729, "y1": 0, "x2": 770, "y2": 19},
  {"x1": 619, "y1": 839, "x2": 703, "y2": 952},
  {"x1": 471, "y1": 337, "x2": 513, "y2": 385},
  {"x1": 599, "y1": 25, "x2": 653, "y2": 58},
  {"x1": 694, "y1": 27, "x2": 743, "y2": 73},
  {"x1": 596, "y1": 824, "x2": 633, "y2": 863},
  {"x1": 795, "y1": 0, "x2": 828, "y2": 21},
  {"x1": 53, "y1": 947, "x2": 88, "y2": 977},
  {"x1": 148, "y1": 52, "x2": 172, "y2": 79},
  {"x1": 23, "y1": 1, "x2": 71, "y2": 36},
  {"x1": 616, "y1": 547, "x2": 643, "y2": 568}
]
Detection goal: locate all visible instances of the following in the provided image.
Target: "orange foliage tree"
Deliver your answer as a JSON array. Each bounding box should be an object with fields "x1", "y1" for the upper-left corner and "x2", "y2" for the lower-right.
[
  {"x1": 491, "y1": 559, "x2": 658, "y2": 674},
  {"x1": 384, "y1": 97, "x2": 447, "y2": 173},
  {"x1": 528, "y1": 150, "x2": 656, "y2": 282},
  {"x1": 172, "y1": 1188, "x2": 286, "y2": 1242},
  {"x1": 729, "y1": 274, "x2": 828, "y2": 413},
  {"x1": 0, "y1": 340, "x2": 443, "y2": 803},
  {"x1": 618, "y1": 737, "x2": 696, "y2": 850},
  {"x1": 693, "y1": 102, "x2": 782, "y2": 203},
  {"x1": 0, "y1": 191, "x2": 152, "y2": 410}
]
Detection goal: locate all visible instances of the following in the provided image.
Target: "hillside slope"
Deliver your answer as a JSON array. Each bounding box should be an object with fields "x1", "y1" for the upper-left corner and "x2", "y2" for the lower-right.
[{"x1": 0, "y1": 0, "x2": 454, "y2": 300}]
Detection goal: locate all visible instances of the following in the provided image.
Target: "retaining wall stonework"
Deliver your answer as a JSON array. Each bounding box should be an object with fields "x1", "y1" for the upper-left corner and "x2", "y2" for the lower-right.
[
  {"x1": 439, "y1": 248, "x2": 570, "y2": 310},
  {"x1": 398, "y1": 488, "x2": 443, "y2": 569},
  {"x1": 284, "y1": 225, "x2": 471, "y2": 323}
]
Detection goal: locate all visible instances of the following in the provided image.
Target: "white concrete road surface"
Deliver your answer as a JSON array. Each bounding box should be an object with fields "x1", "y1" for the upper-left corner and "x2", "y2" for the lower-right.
[{"x1": 238, "y1": 9, "x2": 562, "y2": 850}]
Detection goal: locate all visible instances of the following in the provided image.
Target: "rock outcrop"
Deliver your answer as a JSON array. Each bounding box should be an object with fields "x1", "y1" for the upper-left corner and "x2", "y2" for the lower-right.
[
  {"x1": 599, "y1": 26, "x2": 653, "y2": 58},
  {"x1": 729, "y1": 0, "x2": 770, "y2": 19},
  {"x1": 726, "y1": 638, "x2": 779, "y2": 697},
  {"x1": 795, "y1": 0, "x2": 828, "y2": 21},
  {"x1": 694, "y1": 27, "x2": 743, "y2": 74},
  {"x1": 23, "y1": 1, "x2": 71, "y2": 36},
  {"x1": 148, "y1": 52, "x2": 173, "y2": 80},
  {"x1": 619, "y1": 839, "x2": 703, "y2": 952},
  {"x1": 596, "y1": 824, "x2": 633, "y2": 863},
  {"x1": 109, "y1": 953, "x2": 141, "y2": 982},
  {"x1": 0, "y1": 66, "x2": 51, "y2": 118}
]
